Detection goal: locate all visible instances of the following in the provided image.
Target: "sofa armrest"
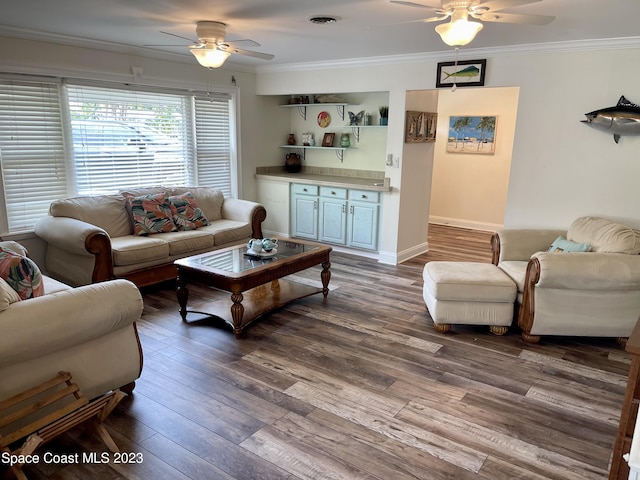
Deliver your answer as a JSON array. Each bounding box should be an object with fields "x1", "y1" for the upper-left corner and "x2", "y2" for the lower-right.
[
  {"x1": 35, "y1": 216, "x2": 106, "y2": 256},
  {"x1": 221, "y1": 198, "x2": 267, "y2": 239},
  {"x1": 530, "y1": 252, "x2": 640, "y2": 290},
  {"x1": 491, "y1": 229, "x2": 566, "y2": 265},
  {"x1": 0, "y1": 279, "x2": 143, "y2": 367},
  {"x1": 35, "y1": 216, "x2": 115, "y2": 282}
]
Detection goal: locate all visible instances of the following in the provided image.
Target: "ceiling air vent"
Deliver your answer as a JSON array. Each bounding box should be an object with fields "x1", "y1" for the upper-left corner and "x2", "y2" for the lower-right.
[{"x1": 307, "y1": 16, "x2": 338, "y2": 25}]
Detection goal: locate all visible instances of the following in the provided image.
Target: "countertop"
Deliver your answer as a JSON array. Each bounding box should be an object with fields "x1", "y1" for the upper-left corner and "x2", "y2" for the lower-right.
[{"x1": 255, "y1": 167, "x2": 391, "y2": 192}]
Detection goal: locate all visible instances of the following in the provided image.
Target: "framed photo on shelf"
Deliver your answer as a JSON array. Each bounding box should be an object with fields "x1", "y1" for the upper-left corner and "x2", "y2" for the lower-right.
[
  {"x1": 436, "y1": 59, "x2": 486, "y2": 88},
  {"x1": 322, "y1": 133, "x2": 335, "y2": 147}
]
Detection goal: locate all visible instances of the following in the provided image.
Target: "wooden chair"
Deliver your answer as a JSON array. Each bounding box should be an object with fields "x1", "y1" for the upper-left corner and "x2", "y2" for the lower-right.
[{"x1": 0, "y1": 371, "x2": 125, "y2": 480}]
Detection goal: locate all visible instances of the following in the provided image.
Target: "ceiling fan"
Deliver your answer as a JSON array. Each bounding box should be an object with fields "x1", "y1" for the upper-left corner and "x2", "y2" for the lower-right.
[
  {"x1": 147, "y1": 21, "x2": 274, "y2": 68},
  {"x1": 391, "y1": 0, "x2": 555, "y2": 46}
]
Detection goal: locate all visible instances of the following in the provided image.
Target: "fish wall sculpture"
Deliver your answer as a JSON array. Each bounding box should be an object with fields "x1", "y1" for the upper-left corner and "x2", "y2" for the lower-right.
[{"x1": 581, "y1": 95, "x2": 640, "y2": 143}]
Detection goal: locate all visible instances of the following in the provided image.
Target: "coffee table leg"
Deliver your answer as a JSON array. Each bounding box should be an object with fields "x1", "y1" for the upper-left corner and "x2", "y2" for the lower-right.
[
  {"x1": 230, "y1": 291, "x2": 244, "y2": 337},
  {"x1": 176, "y1": 276, "x2": 189, "y2": 321},
  {"x1": 321, "y1": 260, "x2": 331, "y2": 297}
]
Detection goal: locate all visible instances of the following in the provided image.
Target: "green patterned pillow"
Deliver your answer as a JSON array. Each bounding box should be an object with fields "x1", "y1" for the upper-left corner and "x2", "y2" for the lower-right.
[
  {"x1": 168, "y1": 192, "x2": 210, "y2": 231},
  {"x1": 127, "y1": 192, "x2": 177, "y2": 236},
  {"x1": 0, "y1": 248, "x2": 44, "y2": 300}
]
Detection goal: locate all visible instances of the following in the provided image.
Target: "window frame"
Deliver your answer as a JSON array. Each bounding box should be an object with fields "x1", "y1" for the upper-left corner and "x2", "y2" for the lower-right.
[{"x1": 0, "y1": 73, "x2": 239, "y2": 235}]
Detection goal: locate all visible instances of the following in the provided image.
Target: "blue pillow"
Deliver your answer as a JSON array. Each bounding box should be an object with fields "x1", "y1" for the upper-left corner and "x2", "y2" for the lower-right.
[{"x1": 548, "y1": 236, "x2": 591, "y2": 253}]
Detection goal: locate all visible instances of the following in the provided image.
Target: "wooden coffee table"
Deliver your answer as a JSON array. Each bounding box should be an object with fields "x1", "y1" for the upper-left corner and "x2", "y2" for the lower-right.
[{"x1": 175, "y1": 239, "x2": 331, "y2": 337}]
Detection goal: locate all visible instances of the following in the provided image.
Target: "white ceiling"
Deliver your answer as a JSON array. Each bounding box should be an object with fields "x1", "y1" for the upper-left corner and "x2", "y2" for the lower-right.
[{"x1": 2, "y1": 0, "x2": 640, "y2": 69}]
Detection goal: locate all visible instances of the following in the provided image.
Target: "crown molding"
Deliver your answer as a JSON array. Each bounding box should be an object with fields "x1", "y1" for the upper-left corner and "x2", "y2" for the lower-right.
[
  {"x1": 255, "y1": 36, "x2": 640, "y2": 73},
  {"x1": 0, "y1": 26, "x2": 257, "y2": 73}
]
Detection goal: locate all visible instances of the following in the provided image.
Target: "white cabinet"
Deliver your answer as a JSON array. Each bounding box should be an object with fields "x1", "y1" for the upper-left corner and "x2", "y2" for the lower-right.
[
  {"x1": 291, "y1": 183, "x2": 380, "y2": 251},
  {"x1": 291, "y1": 184, "x2": 318, "y2": 240},
  {"x1": 319, "y1": 187, "x2": 347, "y2": 245},
  {"x1": 347, "y1": 190, "x2": 379, "y2": 251}
]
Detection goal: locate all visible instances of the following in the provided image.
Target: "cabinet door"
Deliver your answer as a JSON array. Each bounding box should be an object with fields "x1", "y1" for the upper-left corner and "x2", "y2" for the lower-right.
[
  {"x1": 291, "y1": 194, "x2": 318, "y2": 239},
  {"x1": 348, "y1": 201, "x2": 379, "y2": 250},
  {"x1": 319, "y1": 197, "x2": 347, "y2": 245}
]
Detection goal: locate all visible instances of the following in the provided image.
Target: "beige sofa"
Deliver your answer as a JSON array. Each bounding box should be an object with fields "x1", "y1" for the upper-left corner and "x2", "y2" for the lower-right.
[
  {"x1": 0, "y1": 241, "x2": 143, "y2": 405},
  {"x1": 35, "y1": 187, "x2": 266, "y2": 287},
  {"x1": 491, "y1": 216, "x2": 640, "y2": 343}
]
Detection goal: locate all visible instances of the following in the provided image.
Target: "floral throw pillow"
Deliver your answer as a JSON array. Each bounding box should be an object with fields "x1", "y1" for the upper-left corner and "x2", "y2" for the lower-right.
[
  {"x1": 127, "y1": 192, "x2": 177, "y2": 236},
  {"x1": 168, "y1": 192, "x2": 210, "y2": 231},
  {"x1": 0, "y1": 248, "x2": 44, "y2": 300}
]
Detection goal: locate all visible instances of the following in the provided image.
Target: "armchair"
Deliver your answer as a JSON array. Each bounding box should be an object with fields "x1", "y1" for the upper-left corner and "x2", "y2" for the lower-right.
[{"x1": 491, "y1": 217, "x2": 640, "y2": 344}]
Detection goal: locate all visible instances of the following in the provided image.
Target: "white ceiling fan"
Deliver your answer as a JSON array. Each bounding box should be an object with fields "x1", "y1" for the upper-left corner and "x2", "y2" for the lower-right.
[
  {"x1": 147, "y1": 21, "x2": 274, "y2": 68},
  {"x1": 391, "y1": 0, "x2": 555, "y2": 46}
]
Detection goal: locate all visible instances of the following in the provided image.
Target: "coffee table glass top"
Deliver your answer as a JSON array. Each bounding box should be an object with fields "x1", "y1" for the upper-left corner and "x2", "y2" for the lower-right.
[{"x1": 175, "y1": 239, "x2": 320, "y2": 274}]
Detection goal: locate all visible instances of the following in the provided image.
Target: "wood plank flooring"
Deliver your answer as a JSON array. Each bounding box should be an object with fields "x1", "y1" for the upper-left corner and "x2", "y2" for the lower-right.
[{"x1": 16, "y1": 225, "x2": 631, "y2": 480}]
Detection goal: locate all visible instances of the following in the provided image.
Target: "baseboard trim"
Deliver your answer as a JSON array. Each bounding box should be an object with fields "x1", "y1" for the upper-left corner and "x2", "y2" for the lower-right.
[
  {"x1": 379, "y1": 241, "x2": 429, "y2": 265},
  {"x1": 429, "y1": 216, "x2": 502, "y2": 232}
]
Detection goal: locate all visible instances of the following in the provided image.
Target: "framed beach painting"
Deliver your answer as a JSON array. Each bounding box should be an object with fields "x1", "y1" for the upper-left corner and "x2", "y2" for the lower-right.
[
  {"x1": 446, "y1": 115, "x2": 497, "y2": 154},
  {"x1": 436, "y1": 59, "x2": 486, "y2": 88}
]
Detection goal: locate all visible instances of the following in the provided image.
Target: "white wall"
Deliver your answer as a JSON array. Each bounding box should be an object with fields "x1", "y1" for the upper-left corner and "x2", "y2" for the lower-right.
[
  {"x1": 256, "y1": 43, "x2": 640, "y2": 239},
  {"x1": 429, "y1": 86, "x2": 518, "y2": 231}
]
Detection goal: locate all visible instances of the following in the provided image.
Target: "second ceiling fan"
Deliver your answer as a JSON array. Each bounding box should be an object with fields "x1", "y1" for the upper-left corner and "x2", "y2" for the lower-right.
[{"x1": 391, "y1": 0, "x2": 555, "y2": 46}]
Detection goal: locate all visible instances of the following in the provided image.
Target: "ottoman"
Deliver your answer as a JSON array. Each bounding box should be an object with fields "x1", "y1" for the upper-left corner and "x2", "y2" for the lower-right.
[{"x1": 423, "y1": 261, "x2": 517, "y2": 335}]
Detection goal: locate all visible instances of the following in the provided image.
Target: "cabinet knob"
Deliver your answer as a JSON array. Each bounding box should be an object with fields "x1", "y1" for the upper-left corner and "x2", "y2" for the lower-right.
[
  {"x1": 303, "y1": 188, "x2": 308, "y2": 192},
  {"x1": 331, "y1": 191, "x2": 336, "y2": 195},
  {"x1": 361, "y1": 194, "x2": 367, "y2": 199}
]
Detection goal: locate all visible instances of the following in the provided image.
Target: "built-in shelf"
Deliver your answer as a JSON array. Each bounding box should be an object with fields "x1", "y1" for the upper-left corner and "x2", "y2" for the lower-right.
[
  {"x1": 343, "y1": 125, "x2": 387, "y2": 142},
  {"x1": 280, "y1": 103, "x2": 348, "y2": 121},
  {"x1": 280, "y1": 144, "x2": 351, "y2": 162}
]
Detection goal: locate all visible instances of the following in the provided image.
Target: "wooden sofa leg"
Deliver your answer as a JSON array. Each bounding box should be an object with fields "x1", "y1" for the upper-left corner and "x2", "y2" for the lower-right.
[
  {"x1": 434, "y1": 323, "x2": 451, "y2": 334},
  {"x1": 490, "y1": 325, "x2": 508, "y2": 336},
  {"x1": 119, "y1": 382, "x2": 136, "y2": 395},
  {"x1": 521, "y1": 332, "x2": 541, "y2": 344}
]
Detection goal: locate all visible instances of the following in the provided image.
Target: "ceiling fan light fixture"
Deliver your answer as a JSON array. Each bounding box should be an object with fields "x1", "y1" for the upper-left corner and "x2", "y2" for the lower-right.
[
  {"x1": 189, "y1": 45, "x2": 231, "y2": 68},
  {"x1": 435, "y1": 18, "x2": 483, "y2": 46}
]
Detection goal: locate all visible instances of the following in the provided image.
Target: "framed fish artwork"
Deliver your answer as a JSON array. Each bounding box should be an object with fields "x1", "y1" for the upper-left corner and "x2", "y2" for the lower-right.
[{"x1": 436, "y1": 59, "x2": 486, "y2": 88}]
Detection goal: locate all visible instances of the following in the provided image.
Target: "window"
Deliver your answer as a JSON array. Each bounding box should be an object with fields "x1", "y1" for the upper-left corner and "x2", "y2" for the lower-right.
[{"x1": 0, "y1": 76, "x2": 235, "y2": 234}]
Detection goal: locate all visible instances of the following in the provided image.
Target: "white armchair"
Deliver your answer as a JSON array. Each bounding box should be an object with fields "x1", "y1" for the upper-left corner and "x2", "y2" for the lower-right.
[{"x1": 491, "y1": 216, "x2": 640, "y2": 343}]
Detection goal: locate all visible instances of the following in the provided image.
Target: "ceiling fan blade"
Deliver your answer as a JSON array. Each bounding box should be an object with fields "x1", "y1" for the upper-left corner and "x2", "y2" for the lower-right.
[
  {"x1": 477, "y1": 0, "x2": 542, "y2": 11},
  {"x1": 390, "y1": 0, "x2": 433, "y2": 8},
  {"x1": 220, "y1": 45, "x2": 274, "y2": 60},
  {"x1": 474, "y1": 11, "x2": 555, "y2": 24},
  {"x1": 423, "y1": 13, "x2": 452, "y2": 22},
  {"x1": 225, "y1": 38, "x2": 261, "y2": 47},
  {"x1": 159, "y1": 31, "x2": 198, "y2": 43},
  {"x1": 143, "y1": 43, "x2": 192, "y2": 47}
]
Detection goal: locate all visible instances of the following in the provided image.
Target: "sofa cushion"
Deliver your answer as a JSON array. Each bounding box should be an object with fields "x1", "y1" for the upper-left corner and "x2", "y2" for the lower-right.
[
  {"x1": 548, "y1": 236, "x2": 591, "y2": 253},
  {"x1": 42, "y1": 275, "x2": 72, "y2": 294},
  {"x1": 498, "y1": 260, "x2": 528, "y2": 293},
  {"x1": 126, "y1": 192, "x2": 178, "y2": 236},
  {"x1": 0, "y1": 277, "x2": 21, "y2": 311},
  {"x1": 0, "y1": 249, "x2": 44, "y2": 300},
  {"x1": 110, "y1": 236, "x2": 171, "y2": 266},
  {"x1": 49, "y1": 195, "x2": 132, "y2": 238},
  {"x1": 568, "y1": 216, "x2": 640, "y2": 254},
  {"x1": 168, "y1": 192, "x2": 210, "y2": 230},
  {"x1": 199, "y1": 220, "x2": 251, "y2": 245},
  {"x1": 172, "y1": 187, "x2": 224, "y2": 221},
  {"x1": 157, "y1": 230, "x2": 214, "y2": 256}
]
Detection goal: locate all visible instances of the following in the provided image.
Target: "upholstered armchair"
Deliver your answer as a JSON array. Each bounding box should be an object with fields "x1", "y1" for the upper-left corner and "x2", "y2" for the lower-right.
[{"x1": 491, "y1": 216, "x2": 640, "y2": 344}]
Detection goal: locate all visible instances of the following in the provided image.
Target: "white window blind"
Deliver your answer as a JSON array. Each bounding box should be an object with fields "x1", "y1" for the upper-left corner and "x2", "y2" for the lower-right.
[
  {"x1": 0, "y1": 80, "x2": 67, "y2": 232},
  {"x1": 67, "y1": 85, "x2": 193, "y2": 194},
  {"x1": 0, "y1": 75, "x2": 236, "y2": 234},
  {"x1": 194, "y1": 94, "x2": 233, "y2": 197}
]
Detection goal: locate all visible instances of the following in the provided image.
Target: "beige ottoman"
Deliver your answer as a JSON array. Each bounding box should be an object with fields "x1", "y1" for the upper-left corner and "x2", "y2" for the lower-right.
[{"x1": 423, "y1": 262, "x2": 517, "y2": 335}]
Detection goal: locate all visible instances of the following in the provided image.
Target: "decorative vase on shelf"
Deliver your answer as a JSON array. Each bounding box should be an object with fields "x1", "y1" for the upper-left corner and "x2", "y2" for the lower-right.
[
  {"x1": 285, "y1": 153, "x2": 301, "y2": 173},
  {"x1": 340, "y1": 133, "x2": 351, "y2": 148},
  {"x1": 287, "y1": 133, "x2": 296, "y2": 145},
  {"x1": 379, "y1": 106, "x2": 389, "y2": 126}
]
